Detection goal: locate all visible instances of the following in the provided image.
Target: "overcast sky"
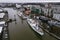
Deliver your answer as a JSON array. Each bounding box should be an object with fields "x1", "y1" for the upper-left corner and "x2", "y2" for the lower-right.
[{"x1": 0, "y1": 0, "x2": 60, "y2": 3}]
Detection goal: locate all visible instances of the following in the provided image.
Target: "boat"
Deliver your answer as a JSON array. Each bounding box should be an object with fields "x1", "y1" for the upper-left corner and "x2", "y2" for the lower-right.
[
  {"x1": 27, "y1": 19, "x2": 44, "y2": 36},
  {"x1": 39, "y1": 16, "x2": 49, "y2": 23},
  {"x1": 18, "y1": 11, "x2": 29, "y2": 20},
  {"x1": 0, "y1": 27, "x2": 3, "y2": 35},
  {"x1": 0, "y1": 13, "x2": 5, "y2": 19},
  {"x1": 48, "y1": 20, "x2": 60, "y2": 27},
  {"x1": 17, "y1": 11, "x2": 23, "y2": 17},
  {"x1": 0, "y1": 21, "x2": 5, "y2": 37},
  {"x1": 0, "y1": 9, "x2": 8, "y2": 13}
]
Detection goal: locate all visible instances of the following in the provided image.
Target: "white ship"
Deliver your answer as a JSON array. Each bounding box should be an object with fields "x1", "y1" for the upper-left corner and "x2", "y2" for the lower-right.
[{"x1": 27, "y1": 19, "x2": 44, "y2": 36}]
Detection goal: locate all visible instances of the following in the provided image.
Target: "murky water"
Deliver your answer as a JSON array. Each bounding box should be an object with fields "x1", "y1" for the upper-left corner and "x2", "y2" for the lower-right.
[{"x1": 4, "y1": 8, "x2": 57, "y2": 40}]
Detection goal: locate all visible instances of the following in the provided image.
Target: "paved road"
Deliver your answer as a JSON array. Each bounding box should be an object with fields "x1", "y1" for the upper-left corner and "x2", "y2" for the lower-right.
[{"x1": 4, "y1": 8, "x2": 57, "y2": 40}]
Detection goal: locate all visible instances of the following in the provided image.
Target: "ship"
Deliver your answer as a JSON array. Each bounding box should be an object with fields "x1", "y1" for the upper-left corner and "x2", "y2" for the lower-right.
[{"x1": 27, "y1": 18, "x2": 44, "y2": 36}]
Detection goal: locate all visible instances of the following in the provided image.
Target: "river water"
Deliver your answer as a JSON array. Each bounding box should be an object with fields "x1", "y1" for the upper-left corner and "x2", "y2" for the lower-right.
[{"x1": 4, "y1": 8, "x2": 57, "y2": 40}]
